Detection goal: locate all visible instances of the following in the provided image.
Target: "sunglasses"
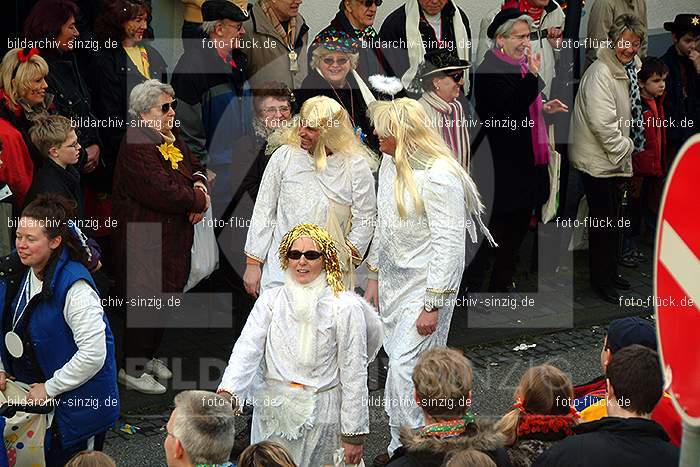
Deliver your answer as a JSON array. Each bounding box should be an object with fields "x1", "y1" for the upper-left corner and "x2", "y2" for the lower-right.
[
  {"x1": 161, "y1": 99, "x2": 178, "y2": 113},
  {"x1": 360, "y1": 0, "x2": 382, "y2": 6},
  {"x1": 446, "y1": 71, "x2": 464, "y2": 82},
  {"x1": 287, "y1": 250, "x2": 323, "y2": 261},
  {"x1": 322, "y1": 57, "x2": 350, "y2": 66}
]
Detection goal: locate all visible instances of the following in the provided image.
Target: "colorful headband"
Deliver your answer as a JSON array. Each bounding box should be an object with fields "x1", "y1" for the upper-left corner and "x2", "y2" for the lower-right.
[{"x1": 278, "y1": 223, "x2": 343, "y2": 294}]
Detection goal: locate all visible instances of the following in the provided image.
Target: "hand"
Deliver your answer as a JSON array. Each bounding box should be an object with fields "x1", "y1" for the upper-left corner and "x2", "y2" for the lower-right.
[
  {"x1": 527, "y1": 48, "x2": 541, "y2": 76},
  {"x1": 0, "y1": 371, "x2": 14, "y2": 391},
  {"x1": 543, "y1": 99, "x2": 569, "y2": 114},
  {"x1": 27, "y1": 383, "x2": 48, "y2": 403},
  {"x1": 83, "y1": 145, "x2": 101, "y2": 173},
  {"x1": 243, "y1": 263, "x2": 262, "y2": 298},
  {"x1": 89, "y1": 260, "x2": 103, "y2": 273},
  {"x1": 690, "y1": 50, "x2": 700, "y2": 73},
  {"x1": 364, "y1": 279, "x2": 379, "y2": 310},
  {"x1": 547, "y1": 27, "x2": 563, "y2": 50},
  {"x1": 416, "y1": 308, "x2": 438, "y2": 335},
  {"x1": 342, "y1": 442, "x2": 363, "y2": 465},
  {"x1": 204, "y1": 192, "x2": 211, "y2": 211},
  {"x1": 206, "y1": 168, "x2": 217, "y2": 187},
  {"x1": 188, "y1": 212, "x2": 204, "y2": 224}
]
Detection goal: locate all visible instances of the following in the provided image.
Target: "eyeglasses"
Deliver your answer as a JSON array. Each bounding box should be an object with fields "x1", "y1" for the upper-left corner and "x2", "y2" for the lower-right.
[
  {"x1": 61, "y1": 140, "x2": 81, "y2": 149},
  {"x1": 262, "y1": 105, "x2": 291, "y2": 115},
  {"x1": 287, "y1": 250, "x2": 323, "y2": 261},
  {"x1": 161, "y1": 99, "x2": 178, "y2": 113},
  {"x1": 360, "y1": 0, "x2": 382, "y2": 6},
  {"x1": 322, "y1": 57, "x2": 350, "y2": 66},
  {"x1": 446, "y1": 71, "x2": 464, "y2": 82}
]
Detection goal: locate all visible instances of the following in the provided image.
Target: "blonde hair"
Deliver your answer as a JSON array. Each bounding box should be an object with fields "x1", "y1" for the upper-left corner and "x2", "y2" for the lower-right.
[
  {"x1": 280, "y1": 95, "x2": 378, "y2": 171},
  {"x1": 65, "y1": 451, "x2": 117, "y2": 467},
  {"x1": 495, "y1": 364, "x2": 575, "y2": 445},
  {"x1": 412, "y1": 347, "x2": 473, "y2": 419},
  {"x1": 443, "y1": 449, "x2": 497, "y2": 467},
  {"x1": 0, "y1": 48, "x2": 49, "y2": 107},
  {"x1": 310, "y1": 46, "x2": 360, "y2": 70},
  {"x1": 29, "y1": 115, "x2": 74, "y2": 158},
  {"x1": 368, "y1": 98, "x2": 484, "y2": 220},
  {"x1": 238, "y1": 441, "x2": 298, "y2": 467}
]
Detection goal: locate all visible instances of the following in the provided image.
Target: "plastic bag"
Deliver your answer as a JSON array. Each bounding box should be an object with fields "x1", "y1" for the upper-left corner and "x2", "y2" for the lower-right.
[{"x1": 184, "y1": 206, "x2": 219, "y2": 292}]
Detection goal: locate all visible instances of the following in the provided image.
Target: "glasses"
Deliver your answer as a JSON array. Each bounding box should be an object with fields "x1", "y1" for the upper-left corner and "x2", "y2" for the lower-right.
[
  {"x1": 62, "y1": 140, "x2": 80, "y2": 149},
  {"x1": 360, "y1": 0, "x2": 382, "y2": 6},
  {"x1": 446, "y1": 71, "x2": 464, "y2": 82},
  {"x1": 287, "y1": 250, "x2": 323, "y2": 261},
  {"x1": 262, "y1": 105, "x2": 291, "y2": 115},
  {"x1": 161, "y1": 99, "x2": 178, "y2": 113},
  {"x1": 322, "y1": 57, "x2": 350, "y2": 66}
]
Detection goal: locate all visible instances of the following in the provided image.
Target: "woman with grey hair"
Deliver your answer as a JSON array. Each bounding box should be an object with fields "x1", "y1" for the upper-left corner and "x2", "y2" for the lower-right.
[
  {"x1": 569, "y1": 14, "x2": 644, "y2": 304},
  {"x1": 295, "y1": 28, "x2": 380, "y2": 152},
  {"x1": 112, "y1": 79, "x2": 210, "y2": 394},
  {"x1": 471, "y1": 8, "x2": 567, "y2": 293}
]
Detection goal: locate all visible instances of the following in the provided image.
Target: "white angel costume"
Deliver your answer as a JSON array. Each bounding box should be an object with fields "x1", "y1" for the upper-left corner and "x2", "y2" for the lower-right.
[
  {"x1": 366, "y1": 154, "x2": 482, "y2": 455},
  {"x1": 218, "y1": 272, "x2": 383, "y2": 467},
  {"x1": 244, "y1": 144, "x2": 376, "y2": 291}
]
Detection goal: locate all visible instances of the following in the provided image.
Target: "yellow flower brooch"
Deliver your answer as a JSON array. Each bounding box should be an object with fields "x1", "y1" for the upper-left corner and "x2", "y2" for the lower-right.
[{"x1": 158, "y1": 142, "x2": 184, "y2": 170}]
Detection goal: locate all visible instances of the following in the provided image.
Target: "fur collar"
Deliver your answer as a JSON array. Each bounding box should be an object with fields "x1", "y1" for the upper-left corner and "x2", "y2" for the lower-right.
[
  {"x1": 596, "y1": 47, "x2": 641, "y2": 80},
  {"x1": 399, "y1": 418, "x2": 507, "y2": 454}
]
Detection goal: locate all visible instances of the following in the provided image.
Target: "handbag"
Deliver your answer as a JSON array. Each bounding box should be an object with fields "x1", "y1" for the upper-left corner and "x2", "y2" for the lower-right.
[
  {"x1": 542, "y1": 125, "x2": 561, "y2": 223},
  {"x1": 184, "y1": 205, "x2": 219, "y2": 292}
]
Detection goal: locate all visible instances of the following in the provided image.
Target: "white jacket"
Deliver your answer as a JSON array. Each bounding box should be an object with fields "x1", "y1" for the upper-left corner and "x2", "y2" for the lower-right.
[{"x1": 570, "y1": 47, "x2": 640, "y2": 178}]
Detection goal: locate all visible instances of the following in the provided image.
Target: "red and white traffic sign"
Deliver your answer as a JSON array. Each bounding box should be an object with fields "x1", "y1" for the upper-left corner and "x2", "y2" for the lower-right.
[{"x1": 655, "y1": 134, "x2": 700, "y2": 426}]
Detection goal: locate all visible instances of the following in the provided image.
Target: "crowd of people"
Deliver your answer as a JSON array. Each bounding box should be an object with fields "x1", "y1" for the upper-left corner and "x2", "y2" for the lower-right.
[{"x1": 0, "y1": 0, "x2": 697, "y2": 465}]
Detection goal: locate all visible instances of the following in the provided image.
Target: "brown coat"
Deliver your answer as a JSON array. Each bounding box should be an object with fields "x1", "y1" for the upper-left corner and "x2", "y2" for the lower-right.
[{"x1": 112, "y1": 126, "x2": 208, "y2": 295}]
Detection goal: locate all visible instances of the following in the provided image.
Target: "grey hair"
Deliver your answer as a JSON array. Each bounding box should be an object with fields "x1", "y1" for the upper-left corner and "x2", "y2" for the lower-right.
[
  {"x1": 172, "y1": 391, "x2": 236, "y2": 465},
  {"x1": 128, "y1": 79, "x2": 174, "y2": 120},
  {"x1": 201, "y1": 20, "x2": 222, "y2": 36},
  {"x1": 310, "y1": 46, "x2": 359, "y2": 71},
  {"x1": 608, "y1": 14, "x2": 646, "y2": 43},
  {"x1": 494, "y1": 14, "x2": 534, "y2": 38}
]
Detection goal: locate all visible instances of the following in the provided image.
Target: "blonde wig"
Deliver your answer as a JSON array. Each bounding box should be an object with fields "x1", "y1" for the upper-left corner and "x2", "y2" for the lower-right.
[
  {"x1": 369, "y1": 98, "x2": 495, "y2": 244},
  {"x1": 279, "y1": 95, "x2": 378, "y2": 171},
  {"x1": 278, "y1": 223, "x2": 343, "y2": 295},
  {"x1": 0, "y1": 48, "x2": 49, "y2": 107}
]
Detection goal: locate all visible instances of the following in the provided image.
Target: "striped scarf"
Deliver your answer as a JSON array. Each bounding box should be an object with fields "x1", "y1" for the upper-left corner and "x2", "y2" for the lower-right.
[
  {"x1": 260, "y1": 0, "x2": 298, "y2": 49},
  {"x1": 421, "y1": 91, "x2": 470, "y2": 170}
]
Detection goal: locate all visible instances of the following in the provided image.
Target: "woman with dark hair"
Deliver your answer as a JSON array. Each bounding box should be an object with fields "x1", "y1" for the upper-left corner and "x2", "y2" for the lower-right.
[
  {"x1": 0, "y1": 193, "x2": 119, "y2": 466},
  {"x1": 90, "y1": 0, "x2": 167, "y2": 190}
]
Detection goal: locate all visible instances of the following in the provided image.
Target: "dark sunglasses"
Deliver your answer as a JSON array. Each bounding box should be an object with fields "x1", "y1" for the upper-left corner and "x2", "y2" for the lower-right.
[
  {"x1": 322, "y1": 57, "x2": 349, "y2": 66},
  {"x1": 287, "y1": 250, "x2": 323, "y2": 261},
  {"x1": 446, "y1": 71, "x2": 464, "y2": 82},
  {"x1": 360, "y1": 0, "x2": 382, "y2": 6},
  {"x1": 161, "y1": 99, "x2": 178, "y2": 113}
]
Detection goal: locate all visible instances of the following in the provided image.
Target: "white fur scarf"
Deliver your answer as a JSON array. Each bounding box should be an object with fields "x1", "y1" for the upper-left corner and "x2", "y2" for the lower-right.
[{"x1": 284, "y1": 271, "x2": 328, "y2": 368}]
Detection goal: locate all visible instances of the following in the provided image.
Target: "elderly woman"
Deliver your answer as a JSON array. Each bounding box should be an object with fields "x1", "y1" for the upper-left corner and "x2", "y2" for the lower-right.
[
  {"x1": 417, "y1": 49, "x2": 471, "y2": 169},
  {"x1": 243, "y1": 95, "x2": 377, "y2": 296},
  {"x1": 296, "y1": 28, "x2": 379, "y2": 152},
  {"x1": 570, "y1": 14, "x2": 644, "y2": 303},
  {"x1": 112, "y1": 80, "x2": 209, "y2": 395},
  {"x1": 91, "y1": 0, "x2": 167, "y2": 189},
  {"x1": 0, "y1": 48, "x2": 50, "y2": 209},
  {"x1": 472, "y1": 8, "x2": 567, "y2": 293},
  {"x1": 219, "y1": 223, "x2": 382, "y2": 466}
]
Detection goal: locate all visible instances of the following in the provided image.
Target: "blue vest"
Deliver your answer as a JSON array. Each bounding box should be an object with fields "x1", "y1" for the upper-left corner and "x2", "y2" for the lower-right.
[{"x1": 0, "y1": 249, "x2": 120, "y2": 449}]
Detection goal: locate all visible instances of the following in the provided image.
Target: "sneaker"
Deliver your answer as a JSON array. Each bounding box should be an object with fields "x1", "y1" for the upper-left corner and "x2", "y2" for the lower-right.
[
  {"x1": 118, "y1": 369, "x2": 166, "y2": 394},
  {"x1": 145, "y1": 358, "x2": 173, "y2": 380}
]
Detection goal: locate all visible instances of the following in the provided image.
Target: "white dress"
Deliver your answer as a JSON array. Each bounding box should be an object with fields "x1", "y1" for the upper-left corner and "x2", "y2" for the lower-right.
[
  {"x1": 218, "y1": 285, "x2": 378, "y2": 467},
  {"x1": 244, "y1": 144, "x2": 376, "y2": 291},
  {"x1": 366, "y1": 154, "x2": 468, "y2": 453}
]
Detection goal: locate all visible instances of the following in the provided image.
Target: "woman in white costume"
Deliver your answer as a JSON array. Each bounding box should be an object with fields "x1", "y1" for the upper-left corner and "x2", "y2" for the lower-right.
[
  {"x1": 218, "y1": 223, "x2": 382, "y2": 466},
  {"x1": 364, "y1": 98, "x2": 494, "y2": 460},
  {"x1": 242, "y1": 96, "x2": 378, "y2": 296}
]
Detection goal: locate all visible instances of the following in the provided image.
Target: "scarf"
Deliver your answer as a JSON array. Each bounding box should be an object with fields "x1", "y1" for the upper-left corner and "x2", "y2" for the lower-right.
[
  {"x1": 492, "y1": 48, "x2": 549, "y2": 166},
  {"x1": 502, "y1": 0, "x2": 545, "y2": 22},
  {"x1": 419, "y1": 413, "x2": 476, "y2": 439},
  {"x1": 421, "y1": 90, "x2": 470, "y2": 169},
  {"x1": 260, "y1": 0, "x2": 298, "y2": 49},
  {"x1": 623, "y1": 60, "x2": 646, "y2": 153},
  {"x1": 403, "y1": 0, "x2": 470, "y2": 92},
  {"x1": 283, "y1": 271, "x2": 328, "y2": 369}
]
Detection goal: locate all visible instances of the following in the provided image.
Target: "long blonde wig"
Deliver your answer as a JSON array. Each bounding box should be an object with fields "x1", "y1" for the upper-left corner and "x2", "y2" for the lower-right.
[
  {"x1": 277, "y1": 95, "x2": 378, "y2": 171},
  {"x1": 0, "y1": 48, "x2": 49, "y2": 107},
  {"x1": 369, "y1": 98, "x2": 495, "y2": 245}
]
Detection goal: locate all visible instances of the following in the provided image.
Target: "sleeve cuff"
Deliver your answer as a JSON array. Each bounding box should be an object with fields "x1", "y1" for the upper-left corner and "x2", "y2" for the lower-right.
[
  {"x1": 425, "y1": 288, "x2": 457, "y2": 310},
  {"x1": 341, "y1": 433, "x2": 368, "y2": 445},
  {"x1": 245, "y1": 252, "x2": 265, "y2": 264},
  {"x1": 44, "y1": 379, "x2": 59, "y2": 399},
  {"x1": 191, "y1": 187, "x2": 207, "y2": 213}
]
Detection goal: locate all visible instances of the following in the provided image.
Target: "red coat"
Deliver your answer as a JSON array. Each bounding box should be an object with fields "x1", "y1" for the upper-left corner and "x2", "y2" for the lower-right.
[
  {"x1": 0, "y1": 113, "x2": 34, "y2": 209},
  {"x1": 632, "y1": 93, "x2": 667, "y2": 177},
  {"x1": 112, "y1": 126, "x2": 208, "y2": 295}
]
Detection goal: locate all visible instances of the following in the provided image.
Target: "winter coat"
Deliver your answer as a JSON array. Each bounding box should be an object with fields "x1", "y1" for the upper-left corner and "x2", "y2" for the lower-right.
[
  {"x1": 632, "y1": 93, "x2": 666, "y2": 176},
  {"x1": 111, "y1": 126, "x2": 208, "y2": 295},
  {"x1": 506, "y1": 430, "x2": 571, "y2": 467},
  {"x1": 25, "y1": 159, "x2": 84, "y2": 219},
  {"x1": 584, "y1": 0, "x2": 647, "y2": 70},
  {"x1": 386, "y1": 420, "x2": 511, "y2": 467},
  {"x1": 240, "y1": 1, "x2": 309, "y2": 90},
  {"x1": 532, "y1": 417, "x2": 679, "y2": 467},
  {"x1": 661, "y1": 45, "x2": 700, "y2": 152},
  {"x1": 475, "y1": 1, "x2": 565, "y2": 99},
  {"x1": 0, "y1": 111, "x2": 33, "y2": 210},
  {"x1": 570, "y1": 47, "x2": 640, "y2": 178},
  {"x1": 474, "y1": 48, "x2": 550, "y2": 214}
]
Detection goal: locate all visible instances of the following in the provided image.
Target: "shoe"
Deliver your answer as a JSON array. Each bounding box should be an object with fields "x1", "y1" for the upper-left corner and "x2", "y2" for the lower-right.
[
  {"x1": 145, "y1": 358, "x2": 172, "y2": 380},
  {"x1": 118, "y1": 369, "x2": 166, "y2": 394},
  {"x1": 614, "y1": 275, "x2": 631, "y2": 290},
  {"x1": 618, "y1": 255, "x2": 638, "y2": 268},
  {"x1": 593, "y1": 285, "x2": 620, "y2": 305},
  {"x1": 373, "y1": 453, "x2": 390, "y2": 467}
]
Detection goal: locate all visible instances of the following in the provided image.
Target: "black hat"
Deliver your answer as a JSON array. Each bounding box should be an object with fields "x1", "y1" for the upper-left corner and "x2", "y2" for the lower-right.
[
  {"x1": 663, "y1": 14, "x2": 700, "y2": 33},
  {"x1": 417, "y1": 49, "x2": 470, "y2": 79},
  {"x1": 606, "y1": 317, "x2": 657, "y2": 353},
  {"x1": 487, "y1": 8, "x2": 527, "y2": 39},
  {"x1": 202, "y1": 0, "x2": 251, "y2": 23}
]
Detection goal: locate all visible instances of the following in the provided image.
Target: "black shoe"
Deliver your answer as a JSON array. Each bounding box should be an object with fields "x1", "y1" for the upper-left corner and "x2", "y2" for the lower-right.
[
  {"x1": 614, "y1": 275, "x2": 631, "y2": 290},
  {"x1": 594, "y1": 285, "x2": 620, "y2": 304},
  {"x1": 618, "y1": 255, "x2": 638, "y2": 268},
  {"x1": 373, "y1": 453, "x2": 391, "y2": 467}
]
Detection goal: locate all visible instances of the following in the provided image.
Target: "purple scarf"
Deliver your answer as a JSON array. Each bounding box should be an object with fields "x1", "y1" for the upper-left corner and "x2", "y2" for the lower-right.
[{"x1": 492, "y1": 48, "x2": 549, "y2": 166}]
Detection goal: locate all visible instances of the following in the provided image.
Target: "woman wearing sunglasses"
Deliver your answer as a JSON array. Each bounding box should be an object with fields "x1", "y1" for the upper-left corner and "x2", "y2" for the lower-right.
[
  {"x1": 111, "y1": 79, "x2": 210, "y2": 395},
  {"x1": 417, "y1": 49, "x2": 472, "y2": 170},
  {"x1": 220, "y1": 223, "x2": 382, "y2": 467}
]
